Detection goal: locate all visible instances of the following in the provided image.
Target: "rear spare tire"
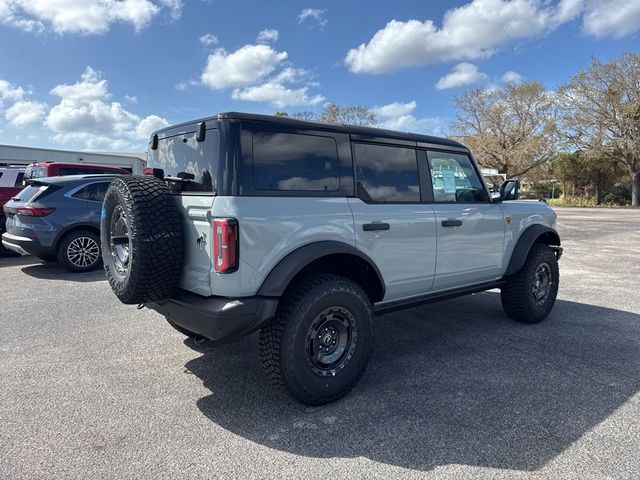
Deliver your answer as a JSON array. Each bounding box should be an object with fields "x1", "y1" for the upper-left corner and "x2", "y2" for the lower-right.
[{"x1": 101, "y1": 175, "x2": 183, "y2": 304}]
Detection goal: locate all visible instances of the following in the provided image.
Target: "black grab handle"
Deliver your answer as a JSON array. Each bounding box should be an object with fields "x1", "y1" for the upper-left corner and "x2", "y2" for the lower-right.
[
  {"x1": 363, "y1": 223, "x2": 391, "y2": 231},
  {"x1": 441, "y1": 219, "x2": 463, "y2": 227}
]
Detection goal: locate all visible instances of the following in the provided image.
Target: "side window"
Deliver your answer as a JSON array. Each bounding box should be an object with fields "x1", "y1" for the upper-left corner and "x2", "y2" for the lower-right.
[
  {"x1": 253, "y1": 131, "x2": 339, "y2": 191},
  {"x1": 427, "y1": 151, "x2": 487, "y2": 202},
  {"x1": 354, "y1": 143, "x2": 420, "y2": 202},
  {"x1": 72, "y1": 182, "x2": 109, "y2": 202},
  {"x1": 14, "y1": 172, "x2": 24, "y2": 187}
]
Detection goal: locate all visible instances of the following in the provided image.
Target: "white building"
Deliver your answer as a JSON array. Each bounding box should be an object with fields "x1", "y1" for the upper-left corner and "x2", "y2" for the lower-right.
[{"x1": 0, "y1": 144, "x2": 146, "y2": 174}]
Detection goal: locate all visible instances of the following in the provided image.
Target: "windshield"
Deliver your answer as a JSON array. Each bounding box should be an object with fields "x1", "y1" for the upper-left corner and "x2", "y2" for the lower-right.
[{"x1": 147, "y1": 129, "x2": 219, "y2": 193}]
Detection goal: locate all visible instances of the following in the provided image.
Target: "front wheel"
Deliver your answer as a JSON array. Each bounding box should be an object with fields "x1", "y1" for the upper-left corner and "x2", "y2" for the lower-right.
[
  {"x1": 259, "y1": 274, "x2": 373, "y2": 405},
  {"x1": 501, "y1": 244, "x2": 559, "y2": 324}
]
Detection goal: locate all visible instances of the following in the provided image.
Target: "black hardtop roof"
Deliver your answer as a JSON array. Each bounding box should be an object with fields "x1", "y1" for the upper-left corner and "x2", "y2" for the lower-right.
[{"x1": 154, "y1": 111, "x2": 467, "y2": 150}]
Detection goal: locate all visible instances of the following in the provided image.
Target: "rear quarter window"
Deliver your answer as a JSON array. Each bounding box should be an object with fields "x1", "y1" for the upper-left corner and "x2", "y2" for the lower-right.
[
  {"x1": 252, "y1": 131, "x2": 339, "y2": 191},
  {"x1": 72, "y1": 182, "x2": 111, "y2": 202}
]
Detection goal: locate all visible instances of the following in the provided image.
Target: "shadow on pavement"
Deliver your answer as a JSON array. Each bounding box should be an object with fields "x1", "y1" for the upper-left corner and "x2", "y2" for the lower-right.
[
  {"x1": 0, "y1": 254, "x2": 40, "y2": 268},
  {"x1": 186, "y1": 291, "x2": 640, "y2": 472},
  {"x1": 20, "y1": 262, "x2": 106, "y2": 283}
]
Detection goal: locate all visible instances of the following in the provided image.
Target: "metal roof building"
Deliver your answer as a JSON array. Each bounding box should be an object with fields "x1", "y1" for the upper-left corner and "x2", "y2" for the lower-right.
[{"x1": 0, "y1": 144, "x2": 146, "y2": 174}]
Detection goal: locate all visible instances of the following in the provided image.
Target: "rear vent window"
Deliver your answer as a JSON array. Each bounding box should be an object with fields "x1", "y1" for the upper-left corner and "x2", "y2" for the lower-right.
[{"x1": 252, "y1": 131, "x2": 339, "y2": 192}]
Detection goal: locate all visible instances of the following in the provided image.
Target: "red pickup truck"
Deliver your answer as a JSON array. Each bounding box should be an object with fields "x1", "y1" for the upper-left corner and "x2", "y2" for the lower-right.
[
  {"x1": 23, "y1": 162, "x2": 130, "y2": 182},
  {"x1": 0, "y1": 167, "x2": 26, "y2": 256}
]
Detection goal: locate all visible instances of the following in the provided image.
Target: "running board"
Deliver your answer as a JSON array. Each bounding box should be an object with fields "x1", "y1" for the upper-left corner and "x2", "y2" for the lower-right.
[{"x1": 373, "y1": 280, "x2": 506, "y2": 315}]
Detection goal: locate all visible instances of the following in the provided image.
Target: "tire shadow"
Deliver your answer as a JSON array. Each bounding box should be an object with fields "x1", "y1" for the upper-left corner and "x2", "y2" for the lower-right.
[
  {"x1": 20, "y1": 261, "x2": 106, "y2": 283},
  {"x1": 185, "y1": 292, "x2": 640, "y2": 472}
]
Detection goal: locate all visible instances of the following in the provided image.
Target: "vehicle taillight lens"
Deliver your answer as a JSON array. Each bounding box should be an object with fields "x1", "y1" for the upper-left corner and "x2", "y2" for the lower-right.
[
  {"x1": 213, "y1": 218, "x2": 238, "y2": 273},
  {"x1": 15, "y1": 207, "x2": 55, "y2": 217}
]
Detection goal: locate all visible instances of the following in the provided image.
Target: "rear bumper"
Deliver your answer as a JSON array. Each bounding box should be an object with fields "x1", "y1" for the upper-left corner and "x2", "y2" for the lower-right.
[
  {"x1": 146, "y1": 289, "x2": 279, "y2": 342},
  {"x1": 2, "y1": 232, "x2": 53, "y2": 257}
]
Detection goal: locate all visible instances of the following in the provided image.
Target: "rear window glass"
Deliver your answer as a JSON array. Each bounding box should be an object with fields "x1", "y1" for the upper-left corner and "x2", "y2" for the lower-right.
[
  {"x1": 354, "y1": 143, "x2": 420, "y2": 202},
  {"x1": 252, "y1": 131, "x2": 339, "y2": 191},
  {"x1": 148, "y1": 129, "x2": 218, "y2": 193},
  {"x1": 14, "y1": 185, "x2": 48, "y2": 202}
]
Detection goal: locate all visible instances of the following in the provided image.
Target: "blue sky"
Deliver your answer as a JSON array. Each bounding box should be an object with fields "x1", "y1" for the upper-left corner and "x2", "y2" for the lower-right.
[{"x1": 0, "y1": 0, "x2": 638, "y2": 152}]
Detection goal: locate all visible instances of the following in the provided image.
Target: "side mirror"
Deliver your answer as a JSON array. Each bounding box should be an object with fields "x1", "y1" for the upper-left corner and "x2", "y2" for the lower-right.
[{"x1": 499, "y1": 179, "x2": 520, "y2": 201}]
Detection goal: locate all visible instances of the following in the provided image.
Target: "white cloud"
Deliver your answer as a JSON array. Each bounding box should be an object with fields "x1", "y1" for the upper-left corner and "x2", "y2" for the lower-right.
[
  {"x1": 135, "y1": 114, "x2": 168, "y2": 138},
  {"x1": 5, "y1": 100, "x2": 48, "y2": 127},
  {"x1": 124, "y1": 95, "x2": 138, "y2": 104},
  {"x1": 501, "y1": 70, "x2": 524, "y2": 83},
  {"x1": 0, "y1": 79, "x2": 26, "y2": 104},
  {"x1": 344, "y1": 0, "x2": 585, "y2": 74},
  {"x1": 232, "y1": 83, "x2": 324, "y2": 108},
  {"x1": 175, "y1": 79, "x2": 199, "y2": 91},
  {"x1": 201, "y1": 44, "x2": 288, "y2": 90},
  {"x1": 0, "y1": 0, "x2": 181, "y2": 35},
  {"x1": 373, "y1": 100, "x2": 417, "y2": 119},
  {"x1": 298, "y1": 8, "x2": 327, "y2": 28},
  {"x1": 50, "y1": 67, "x2": 109, "y2": 101},
  {"x1": 257, "y1": 28, "x2": 279, "y2": 44},
  {"x1": 44, "y1": 67, "x2": 169, "y2": 149},
  {"x1": 436, "y1": 62, "x2": 487, "y2": 90},
  {"x1": 374, "y1": 100, "x2": 443, "y2": 134},
  {"x1": 158, "y1": 0, "x2": 183, "y2": 20},
  {"x1": 582, "y1": 0, "x2": 640, "y2": 38},
  {"x1": 231, "y1": 67, "x2": 324, "y2": 108},
  {"x1": 199, "y1": 33, "x2": 218, "y2": 46}
]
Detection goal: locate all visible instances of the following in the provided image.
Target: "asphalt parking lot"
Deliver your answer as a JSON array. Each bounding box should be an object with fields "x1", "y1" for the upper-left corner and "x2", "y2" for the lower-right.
[{"x1": 1, "y1": 207, "x2": 639, "y2": 480}]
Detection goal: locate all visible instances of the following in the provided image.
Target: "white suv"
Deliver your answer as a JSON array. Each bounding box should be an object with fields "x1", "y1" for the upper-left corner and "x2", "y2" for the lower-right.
[{"x1": 100, "y1": 112, "x2": 562, "y2": 405}]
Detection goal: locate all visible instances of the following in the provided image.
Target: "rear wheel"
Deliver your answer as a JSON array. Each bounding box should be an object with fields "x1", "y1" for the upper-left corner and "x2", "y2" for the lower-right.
[
  {"x1": 57, "y1": 230, "x2": 102, "y2": 272},
  {"x1": 501, "y1": 244, "x2": 559, "y2": 324},
  {"x1": 259, "y1": 274, "x2": 373, "y2": 405}
]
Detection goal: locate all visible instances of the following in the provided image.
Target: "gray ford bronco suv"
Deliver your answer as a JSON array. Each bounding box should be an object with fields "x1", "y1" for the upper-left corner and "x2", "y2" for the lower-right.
[{"x1": 100, "y1": 112, "x2": 562, "y2": 405}]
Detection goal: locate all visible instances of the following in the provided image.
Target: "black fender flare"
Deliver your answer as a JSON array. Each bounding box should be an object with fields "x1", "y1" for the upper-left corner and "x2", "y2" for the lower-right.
[
  {"x1": 505, "y1": 225, "x2": 561, "y2": 276},
  {"x1": 257, "y1": 241, "x2": 385, "y2": 300}
]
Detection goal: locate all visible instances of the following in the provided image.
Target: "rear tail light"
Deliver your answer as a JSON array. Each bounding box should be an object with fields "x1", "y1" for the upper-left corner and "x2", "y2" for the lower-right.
[
  {"x1": 15, "y1": 207, "x2": 55, "y2": 217},
  {"x1": 212, "y1": 218, "x2": 238, "y2": 273}
]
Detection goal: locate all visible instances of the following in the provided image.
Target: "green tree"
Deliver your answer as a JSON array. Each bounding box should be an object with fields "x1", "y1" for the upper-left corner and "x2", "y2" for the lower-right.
[{"x1": 556, "y1": 53, "x2": 640, "y2": 207}]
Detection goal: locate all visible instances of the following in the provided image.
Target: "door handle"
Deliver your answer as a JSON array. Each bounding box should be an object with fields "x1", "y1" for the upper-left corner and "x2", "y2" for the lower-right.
[
  {"x1": 363, "y1": 222, "x2": 390, "y2": 231},
  {"x1": 441, "y1": 219, "x2": 463, "y2": 227}
]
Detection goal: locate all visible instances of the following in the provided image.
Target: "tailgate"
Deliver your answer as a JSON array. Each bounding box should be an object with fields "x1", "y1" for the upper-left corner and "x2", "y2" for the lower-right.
[{"x1": 176, "y1": 195, "x2": 215, "y2": 296}]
